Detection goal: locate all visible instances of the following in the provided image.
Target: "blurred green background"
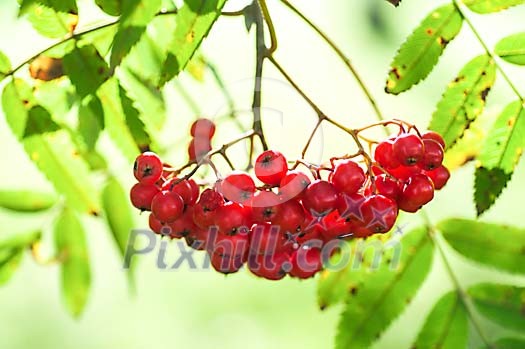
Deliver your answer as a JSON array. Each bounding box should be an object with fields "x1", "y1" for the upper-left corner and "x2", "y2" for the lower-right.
[{"x1": 1, "y1": 0, "x2": 525, "y2": 348}]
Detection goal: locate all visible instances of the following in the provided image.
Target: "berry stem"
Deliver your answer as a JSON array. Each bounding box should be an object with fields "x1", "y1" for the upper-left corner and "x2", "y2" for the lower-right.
[
  {"x1": 258, "y1": 0, "x2": 278, "y2": 55},
  {"x1": 279, "y1": 0, "x2": 385, "y2": 122}
]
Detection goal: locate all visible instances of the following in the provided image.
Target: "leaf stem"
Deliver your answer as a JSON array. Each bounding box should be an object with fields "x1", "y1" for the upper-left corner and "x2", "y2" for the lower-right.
[
  {"x1": 280, "y1": 0, "x2": 385, "y2": 121},
  {"x1": 453, "y1": 0, "x2": 524, "y2": 101},
  {"x1": 421, "y1": 211, "x2": 494, "y2": 348}
]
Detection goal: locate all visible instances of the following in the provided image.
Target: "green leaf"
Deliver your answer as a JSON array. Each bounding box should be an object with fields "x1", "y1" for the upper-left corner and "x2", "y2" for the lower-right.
[
  {"x1": 0, "y1": 190, "x2": 57, "y2": 212},
  {"x1": 120, "y1": 0, "x2": 162, "y2": 27},
  {"x1": 385, "y1": 4, "x2": 463, "y2": 94},
  {"x1": 474, "y1": 167, "x2": 511, "y2": 215},
  {"x1": 159, "y1": 0, "x2": 227, "y2": 86},
  {"x1": 102, "y1": 176, "x2": 136, "y2": 282},
  {"x1": 78, "y1": 24, "x2": 118, "y2": 57},
  {"x1": 334, "y1": 227, "x2": 434, "y2": 349},
  {"x1": 110, "y1": 26, "x2": 146, "y2": 70},
  {"x1": 63, "y1": 45, "x2": 111, "y2": 98},
  {"x1": 120, "y1": 85, "x2": 152, "y2": 152},
  {"x1": 0, "y1": 50, "x2": 11, "y2": 80},
  {"x1": 20, "y1": 0, "x2": 78, "y2": 15},
  {"x1": 24, "y1": 131, "x2": 101, "y2": 215},
  {"x1": 97, "y1": 78, "x2": 141, "y2": 161},
  {"x1": 463, "y1": 0, "x2": 525, "y2": 13},
  {"x1": 478, "y1": 101, "x2": 525, "y2": 173},
  {"x1": 94, "y1": 0, "x2": 121, "y2": 16},
  {"x1": 0, "y1": 231, "x2": 41, "y2": 286},
  {"x1": 429, "y1": 55, "x2": 496, "y2": 148},
  {"x1": 2, "y1": 79, "x2": 36, "y2": 139},
  {"x1": 26, "y1": 3, "x2": 78, "y2": 38},
  {"x1": 412, "y1": 291, "x2": 468, "y2": 349},
  {"x1": 439, "y1": 218, "x2": 525, "y2": 274},
  {"x1": 23, "y1": 106, "x2": 60, "y2": 138},
  {"x1": 495, "y1": 32, "x2": 525, "y2": 65},
  {"x1": 480, "y1": 338, "x2": 525, "y2": 349},
  {"x1": 78, "y1": 96, "x2": 104, "y2": 151},
  {"x1": 186, "y1": 54, "x2": 206, "y2": 82},
  {"x1": 468, "y1": 283, "x2": 525, "y2": 331},
  {"x1": 54, "y1": 208, "x2": 91, "y2": 317}
]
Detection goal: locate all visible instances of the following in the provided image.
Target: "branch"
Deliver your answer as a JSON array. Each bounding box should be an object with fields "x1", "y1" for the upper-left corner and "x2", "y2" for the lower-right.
[{"x1": 258, "y1": 0, "x2": 278, "y2": 55}]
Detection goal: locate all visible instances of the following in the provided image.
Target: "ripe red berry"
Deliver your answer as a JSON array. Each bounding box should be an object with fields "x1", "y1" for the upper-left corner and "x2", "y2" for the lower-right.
[
  {"x1": 248, "y1": 190, "x2": 282, "y2": 223},
  {"x1": 188, "y1": 138, "x2": 212, "y2": 162},
  {"x1": 151, "y1": 191, "x2": 185, "y2": 223},
  {"x1": 424, "y1": 166, "x2": 450, "y2": 190},
  {"x1": 248, "y1": 252, "x2": 291, "y2": 280},
  {"x1": 330, "y1": 160, "x2": 366, "y2": 195},
  {"x1": 372, "y1": 174, "x2": 402, "y2": 201},
  {"x1": 162, "y1": 178, "x2": 193, "y2": 205},
  {"x1": 421, "y1": 139, "x2": 444, "y2": 170},
  {"x1": 374, "y1": 140, "x2": 400, "y2": 169},
  {"x1": 130, "y1": 183, "x2": 160, "y2": 211},
  {"x1": 279, "y1": 170, "x2": 311, "y2": 201},
  {"x1": 289, "y1": 246, "x2": 322, "y2": 279},
  {"x1": 322, "y1": 213, "x2": 354, "y2": 240},
  {"x1": 422, "y1": 131, "x2": 446, "y2": 149},
  {"x1": 392, "y1": 133, "x2": 425, "y2": 166},
  {"x1": 168, "y1": 206, "x2": 197, "y2": 239},
  {"x1": 185, "y1": 227, "x2": 208, "y2": 250},
  {"x1": 302, "y1": 180, "x2": 339, "y2": 215},
  {"x1": 219, "y1": 171, "x2": 256, "y2": 203},
  {"x1": 214, "y1": 202, "x2": 250, "y2": 235},
  {"x1": 192, "y1": 189, "x2": 224, "y2": 229},
  {"x1": 250, "y1": 223, "x2": 290, "y2": 256},
  {"x1": 398, "y1": 174, "x2": 435, "y2": 213},
  {"x1": 190, "y1": 118, "x2": 216, "y2": 139},
  {"x1": 210, "y1": 253, "x2": 245, "y2": 274},
  {"x1": 254, "y1": 150, "x2": 288, "y2": 186},
  {"x1": 387, "y1": 165, "x2": 422, "y2": 181},
  {"x1": 148, "y1": 213, "x2": 164, "y2": 234},
  {"x1": 187, "y1": 179, "x2": 200, "y2": 205},
  {"x1": 210, "y1": 231, "x2": 250, "y2": 258},
  {"x1": 133, "y1": 152, "x2": 163, "y2": 184},
  {"x1": 361, "y1": 194, "x2": 398, "y2": 234},
  {"x1": 272, "y1": 199, "x2": 306, "y2": 233}
]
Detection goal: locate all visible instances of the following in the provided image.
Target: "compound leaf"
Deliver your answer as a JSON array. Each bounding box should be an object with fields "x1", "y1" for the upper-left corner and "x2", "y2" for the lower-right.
[
  {"x1": 495, "y1": 32, "x2": 525, "y2": 65},
  {"x1": 463, "y1": 0, "x2": 525, "y2": 13}
]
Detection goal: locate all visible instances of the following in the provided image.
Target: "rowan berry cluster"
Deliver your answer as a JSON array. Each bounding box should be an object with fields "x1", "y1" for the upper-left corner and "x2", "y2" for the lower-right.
[{"x1": 129, "y1": 119, "x2": 450, "y2": 280}]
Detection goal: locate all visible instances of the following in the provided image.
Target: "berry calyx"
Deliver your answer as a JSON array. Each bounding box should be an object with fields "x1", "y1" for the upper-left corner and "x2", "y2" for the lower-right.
[{"x1": 133, "y1": 152, "x2": 163, "y2": 184}]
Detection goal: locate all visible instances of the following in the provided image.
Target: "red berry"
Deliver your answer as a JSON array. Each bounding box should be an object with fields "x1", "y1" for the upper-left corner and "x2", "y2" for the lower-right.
[
  {"x1": 151, "y1": 191, "x2": 185, "y2": 223},
  {"x1": 187, "y1": 179, "x2": 200, "y2": 205},
  {"x1": 361, "y1": 194, "x2": 398, "y2": 234},
  {"x1": 192, "y1": 189, "x2": 224, "y2": 229},
  {"x1": 148, "y1": 213, "x2": 164, "y2": 234},
  {"x1": 248, "y1": 190, "x2": 282, "y2": 223},
  {"x1": 424, "y1": 166, "x2": 450, "y2": 190},
  {"x1": 336, "y1": 192, "x2": 367, "y2": 226},
  {"x1": 130, "y1": 183, "x2": 160, "y2": 211},
  {"x1": 421, "y1": 139, "x2": 444, "y2": 170},
  {"x1": 185, "y1": 227, "x2": 208, "y2": 250},
  {"x1": 133, "y1": 152, "x2": 163, "y2": 184},
  {"x1": 250, "y1": 223, "x2": 290, "y2": 256},
  {"x1": 330, "y1": 160, "x2": 366, "y2": 195},
  {"x1": 248, "y1": 252, "x2": 291, "y2": 280},
  {"x1": 321, "y1": 213, "x2": 354, "y2": 240},
  {"x1": 168, "y1": 206, "x2": 197, "y2": 239},
  {"x1": 388, "y1": 165, "x2": 422, "y2": 181},
  {"x1": 302, "y1": 180, "x2": 339, "y2": 215},
  {"x1": 210, "y1": 252, "x2": 245, "y2": 274},
  {"x1": 219, "y1": 171, "x2": 256, "y2": 203},
  {"x1": 374, "y1": 140, "x2": 400, "y2": 169},
  {"x1": 289, "y1": 246, "x2": 322, "y2": 279},
  {"x1": 422, "y1": 131, "x2": 446, "y2": 149},
  {"x1": 279, "y1": 170, "x2": 311, "y2": 201},
  {"x1": 392, "y1": 133, "x2": 425, "y2": 166},
  {"x1": 214, "y1": 202, "x2": 250, "y2": 235},
  {"x1": 190, "y1": 118, "x2": 216, "y2": 139},
  {"x1": 188, "y1": 138, "x2": 212, "y2": 162},
  {"x1": 162, "y1": 178, "x2": 193, "y2": 205},
  {"x1": 398, "y1": 174, "x2": 435, "y2": 213},
  {"x1": 373, "y1": 174, "x2": 402, "y2": 201},
  {"x1": 272, "y1": 199, "x2": 306, "y2": 233},
  {"x1": 254, "y1": 150, "x2": 288, "y2": 186},
  {"x1": 210, "y1": 231, "x2": 250, "y2": 258}
]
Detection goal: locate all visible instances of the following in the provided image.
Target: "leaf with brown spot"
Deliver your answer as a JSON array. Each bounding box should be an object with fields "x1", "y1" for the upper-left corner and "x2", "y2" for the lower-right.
[
  {"x1": 385, "y1": 4, "x2": 463, "y2": 94},
  {"x1": 474, "y1": 167, "x2": 511, "y2": 215},
  {"x1": 429, "y1": 55, "x2": 496, "y2": 148},
  {"x1": 463, "y1": 0, "x2": 525, "y2": 13}
]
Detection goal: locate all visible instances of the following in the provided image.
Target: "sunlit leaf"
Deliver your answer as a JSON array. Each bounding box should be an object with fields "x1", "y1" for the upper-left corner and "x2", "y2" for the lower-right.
[
  {"x1": 78, "y1": 24, "x2": 118, "y2": 57},
  {"x1": 2, "y1": 79, "x2": 36, "y2": 138},
  {"x1": 120, "y1": 0, "x2": 162, "y2": 27},
  {"x1": 78, "y1": 96, "x2": 104, "y2": 151},
  {"x1": 0, "y1": 231, "x2": 41, "y2": 286},
  {"x1": 480, "y1": 338, "x2": 525, "y2": 349},
  {"x1": 385, "y1": 4, "x2": 463, "y2": 94},
  {"x1": 186, "y1": 54, "x2": 206, "y2": 82},
  {"x1": 468, "y1": 283, "x2": 525, "y2": 331},
  {"x1": 63, "y1": 45, "x2": 111, "y2": 98},
  {"x1": 102, "y1": 176, "x2": 136, "y2": 283},
  {"x1": 495, "y1": 32, "x2": 525, "y2": 65},
  {"x1": 23, "y1": 106, "x2": 60, "y2": 138},
  {"x1": 334, "y1": 227, "x2": 434, "y2": 349},
  {"x1": 463, "y1": 0, "x2": 525, "y2": 13},
  {"x1": 412, "y1": 291, "x2": 468, "y2": 349},
  {"x1": 0, "y1": 50, "x2": 11, "y2": 81},
  {"x1": 0, "y1": 190, "x2": 57, "y2": 212},
  {"x1": 54, "y1": 208, "x2": 91, "y2": 317},
  {"x1": 97, "y1": 78, "x2": 141, "y2": 161},
  {"x1": 26, "y1": 3, "x2": 78, "y2": 38},
  {"x1": 94, "y1": 0, "x2": 121, "y2": 16},
  {"x1": 474, "y1": 167, "x2": 511, "y2": 215},
  {"x1": 110, "y1": 26, "x2": 146, "y2": 70},
  {"x1": 429, "y1": 55, "x2": 496, "y2": 148},
  {"x1": 119, "y1": 85, "x2": 152, "y2": 152},
  {"x1": 439, "y1": 218, "x2": 525, "y2": 274},
  {"x1": 159, "y1": 0, "x2": 227, "y2": 86}
]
